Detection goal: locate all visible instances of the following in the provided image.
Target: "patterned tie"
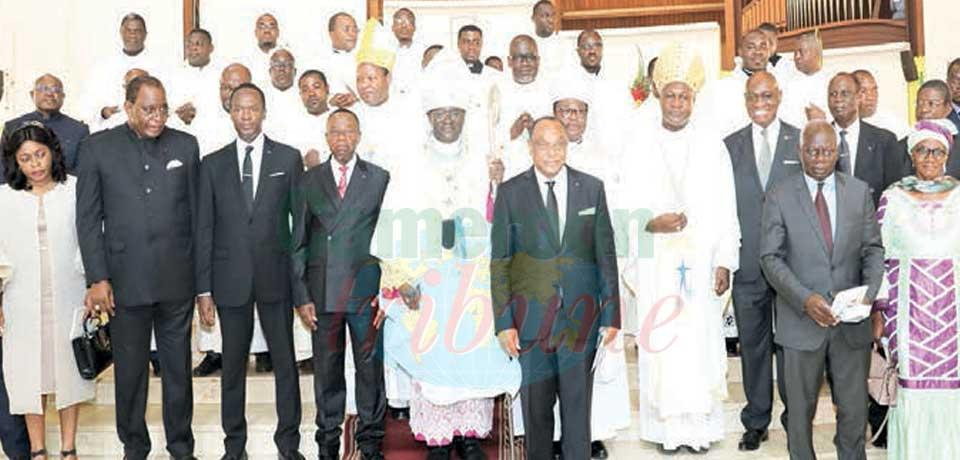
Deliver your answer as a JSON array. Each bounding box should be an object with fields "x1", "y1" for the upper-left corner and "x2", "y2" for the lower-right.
[
  {"x1": 337, "y1": 164, "x2": 349, "y2": 199},
  {"x1": 758, "y1": 127, "x2": 773, "y2": 189},
  {"x1": 242, "y1": 145, "x2": 254, "y2": 212},
  {"x1": 546, "y1": 180, "x2": 560, "y2": 240},
  {"x1": 814, "y1": 181, "x2": 833, "y2": 253},
  {"x1": 837, "y1": 130, "x2": 851, "y2": 173}
]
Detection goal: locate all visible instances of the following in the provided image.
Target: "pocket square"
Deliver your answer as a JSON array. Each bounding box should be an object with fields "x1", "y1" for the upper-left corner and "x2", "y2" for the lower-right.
[
  {"x1": 166, "y1": 159, "x2": 184, "y2": 170},
  {"x1": 578, "y1": 207, "x2": 596, "y2": 216},
  {"x1": 269, "y1": 171, "x2": 286, "y2": 177},
  {"x1": 783, "y1": 159, "x2": 800, "y2": 165}
]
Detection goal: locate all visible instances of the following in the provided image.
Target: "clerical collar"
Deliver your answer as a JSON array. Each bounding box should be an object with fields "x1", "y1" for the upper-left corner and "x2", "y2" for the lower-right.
[
  {"x1": 123, "y1": 47, "x2": 144, "y2": 57},
  {"x1": 427, "y1": 134, "x2": 465, "y2": 158}
]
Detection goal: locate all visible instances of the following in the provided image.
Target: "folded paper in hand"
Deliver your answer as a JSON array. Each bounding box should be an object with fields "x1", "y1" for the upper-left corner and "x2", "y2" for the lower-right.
[{"x1": 831, "y1": 285, "x2": 871, "y2": 323}]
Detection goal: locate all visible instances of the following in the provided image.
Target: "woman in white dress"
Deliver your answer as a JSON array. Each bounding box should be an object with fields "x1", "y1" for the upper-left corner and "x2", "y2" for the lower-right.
[{"x1": 0, "y1": 122, "x2": 95, "y2": 459}]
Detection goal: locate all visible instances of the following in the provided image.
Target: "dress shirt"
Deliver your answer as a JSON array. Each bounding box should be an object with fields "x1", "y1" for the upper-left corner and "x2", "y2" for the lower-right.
[
  {"x1": 236, "y1": 132, "x2": 265, "y2": 195},
  {"x1": 534, "y1": 165, "x2": 568, "y2": 240},
  {"x1": 752, "y1": 118, "x2": 781, "y2": 174},
  {"x1": 330, "y1": 153, "x2": 358, "y2": 192},
  {"x1": 803, "y1": 172, "x2": 837, "y2": 240},
  {"x1": 833, "y1": 119, "x2": 861, "y2": 173}
]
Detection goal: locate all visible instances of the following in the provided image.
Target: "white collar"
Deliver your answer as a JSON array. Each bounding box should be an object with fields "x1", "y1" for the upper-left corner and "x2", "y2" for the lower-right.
[
  {"x1": 237, "y1": 132, "x2": 265, "y2": 152},
  {"x1": 534, "y1": 165, "x2": 568, "y2": 185}
]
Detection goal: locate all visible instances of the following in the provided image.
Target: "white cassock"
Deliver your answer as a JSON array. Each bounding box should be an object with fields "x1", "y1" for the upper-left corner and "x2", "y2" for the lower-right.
[
  {"x1": 263, "y1": 85, "x2": 309, "y2": 146},
  {"x1": 79, "y1": 48, "x2": 170, "y2": 128},
  {"x1": 697, "y1": 67, "x2": 753, "y2": 139},
  {"x1": 865, "y1": 109, "x2": 911, "y2": 140},
  {"x1": 284, "y1": 110, "x2": 331, "y2": 163},
  {"x1": 353, "y1": 92, "x2": 425, "y2": 173},
  {"x1": 534, "y1": 34, "x2": 570, "y2": 79},
  {"x1": 305, "y1": 49, "x2": 358, "y2": 98},
  {"x1": 621, "y1": 120, "x2": 740, "y2": 451},
  {"x1": 241, "y1": 44, "x2": 288, "y2": 90},
  {"x1": 392, "y1": 42, "x2": 425, "y2": 98},
  {"x1": 167, "y1": 59, "x2": 225, "y2": 139},
  {"x1": 779, "y1": 69, "x2": 830, "y2": 129},
  {"x1": 496, "y1": 76, "x2": 553, "y2": 179}
]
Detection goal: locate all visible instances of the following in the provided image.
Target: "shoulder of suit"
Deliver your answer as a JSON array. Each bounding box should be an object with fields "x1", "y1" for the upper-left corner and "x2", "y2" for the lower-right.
[
  {"x1": 780, "y1": 121, "x2": 801, "y2": 136},
  {"x1": 163, "y1": 126, "x2": 199, "y2": 145},
  {"x1": 768, "y1": 172, "x2": 804, "y2": 198},
  {"x1": 837, "y1": 172, "x2": 870, "y2": 193},
  {"x1": 859, "y1": 120, "x2": 896, "y2": 141},
  {"x1": 264, "y1": 136, "x2": 300, "y2": 156},
  {"x1": 359, "y1": 158, "x2": 389, "y2": 178},
  {"x1": 566, "y1": 166, "x2": 602, "y2": 189}
]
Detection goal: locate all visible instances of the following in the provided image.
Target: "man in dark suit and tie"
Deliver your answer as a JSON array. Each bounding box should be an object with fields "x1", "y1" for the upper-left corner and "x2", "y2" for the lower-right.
[
  {"x1": 724, "y1": 71, "x2": 800, "y2": 451},
  {"x1": 194, "y1": 83, "x2": 305, "y2": 460},
  {"x1": 946, "y1": 58, "x2": 960, "y2": 132},
  {"x1": 491, "y1": 117, "x2": 620, "y2": 460},
  {"x1": 760, "y1": 120, "x2": 884, "y2": 460},
  {"x1": 827, "y1": 72, "x2": 905, "y2": 205},
  {"x1": 291, "y1": 109, "x2": 390, "y2": 460},
  {"x1": 76, "y1": 76, "x2": 199, "y2": 460}
]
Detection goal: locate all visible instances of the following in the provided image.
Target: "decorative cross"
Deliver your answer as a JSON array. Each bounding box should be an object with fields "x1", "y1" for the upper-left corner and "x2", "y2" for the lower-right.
[{"x1": 677, "y1": 259, "x2": 691, "y2": 294}]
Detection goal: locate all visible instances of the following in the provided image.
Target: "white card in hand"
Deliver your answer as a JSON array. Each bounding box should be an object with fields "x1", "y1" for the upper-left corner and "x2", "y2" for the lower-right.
[{"x1": 831, "y1": 285, "x2": 871, "y2": 323}]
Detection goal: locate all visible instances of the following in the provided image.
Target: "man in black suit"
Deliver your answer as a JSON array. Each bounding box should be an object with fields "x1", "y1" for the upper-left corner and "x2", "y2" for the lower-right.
[
  {"x1": 827, "y1": 72, "x2": 905, "y2": 204},
  {"x1": 724, "y1": 71, "x2": 800, "y2": 451},
  {"x1": 76, "y1": 76, "x2": 198, "y2": 460},
  {"x1": 1, "y1": 73, "x2": 89, "y2": 183},
  {"x1": 291, "y1": 109, "x2": 390, "y2": 460},
  {"x1": 946, "y1": 58, "x2": 960, "y2": 132},
  {"x1": 491, "y1": 117, "x2": 620, "y2": 460},
  {"x1": 194, "y1": 83, "x2": 304, "y2": 460}
]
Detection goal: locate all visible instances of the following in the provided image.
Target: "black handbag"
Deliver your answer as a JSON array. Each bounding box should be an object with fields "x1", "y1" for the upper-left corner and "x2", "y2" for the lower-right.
[{"x1": 71, "y1": 316, "x2": 112, "y2": 380}]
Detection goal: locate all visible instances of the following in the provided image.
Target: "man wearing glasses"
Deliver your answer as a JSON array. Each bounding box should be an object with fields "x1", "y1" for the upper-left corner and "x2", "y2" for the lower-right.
[
  {"x1": 1, "y1": 74, "x2": 89, "y2": 183},
  {"x1": 76, "y1": 75, "x2": 201, "y2": 460}
]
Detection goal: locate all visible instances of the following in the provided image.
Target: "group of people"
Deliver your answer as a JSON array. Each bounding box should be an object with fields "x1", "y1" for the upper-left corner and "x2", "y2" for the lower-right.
[{"x1": 1, "y1": 1, "x2": 960, "y2": 460}]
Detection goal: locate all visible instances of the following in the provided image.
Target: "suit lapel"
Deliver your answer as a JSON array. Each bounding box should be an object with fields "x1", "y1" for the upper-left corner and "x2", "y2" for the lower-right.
[
  {"x1": 793, "y1": 176, "x2": 830, "y2": 255},
  {"x1": 737, "y1": 127, "x2": 765, "y2": 192},
  {"x1": 318, "y1": 161, "x2": 342, "y2": 211},
  {"x1": 252, "y1": 137, "x2": 275, "y2": 213},
  {"x1": 561, "y1": 170, "x2": 583, "y2": 249},
  {"x1": 769, "y1": 124, "x2": 797, "y2": 185},
  {"x1": 331, "y1": 157, "x2": 369, "y2": 231},
  {"x1": 831, "y1": 175, "x2": 851, "y2": 264},
  {"x1": 522, "y1": 169, "x2": 561, "y2": 250},
  {"x1": 225, "y1": 144, "x2": 246, "y2": 208},
  {"x1": 854, "y1": 125, "x2": 874, "y2": 179}
]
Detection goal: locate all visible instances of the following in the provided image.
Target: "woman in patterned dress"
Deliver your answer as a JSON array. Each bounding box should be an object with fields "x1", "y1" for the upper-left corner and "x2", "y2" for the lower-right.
[
  {"x1": 0, "y1": 122, "x2": 94, "y2": 459},
  {"x1": 874, "y1": 119, "x2": 960, "y2": 460}
]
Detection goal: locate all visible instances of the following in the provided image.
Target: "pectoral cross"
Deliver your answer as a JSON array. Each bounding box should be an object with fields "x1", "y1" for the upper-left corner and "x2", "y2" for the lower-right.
[{"x1": 677, "y1": 259, "x2": 691, "y2": 295}]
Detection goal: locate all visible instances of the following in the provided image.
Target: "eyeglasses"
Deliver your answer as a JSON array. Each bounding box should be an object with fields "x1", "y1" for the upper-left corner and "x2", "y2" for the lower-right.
[
  {"x1": 912, "y1": 146, "x2": 949, "y2": 159},
  {"x1": 556, "y1": 107, "x2": 588, "y2": 118},
  {"x1": 137, "y1": 104, "x2": 169, "y2": 119},
  {"x1": 510, "y1": 54, "x2": 539, "y2": 63},
  {"x1": 34, "y1": 84, "x2": 63, "y2": 95},
  {"x1": 270, "y1": 62, "x2": 294, "y2": 70}
]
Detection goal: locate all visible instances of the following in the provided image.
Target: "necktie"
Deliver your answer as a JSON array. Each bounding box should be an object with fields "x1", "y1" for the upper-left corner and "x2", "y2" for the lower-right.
[
  {"x1": 485, "y1": 183, "x2": 495, "y2": 223},
  {"x1": 758, "y1": 127, "x2": 773, "y2": 189},
  {"x1": 242, "y1": 145, "x2": 254, "y2": 212},
  {"x1": 837, "y1": 130, "x2": 851, "y2": 173},
  {"x1": 814, "y1": 181, "x2": 833, "y2": 253},
  {"x1": 546, "y1": 180, "x2": 560, "y2": 240},
  {"x1": 337, "y1": 164, "x2": 349, "y2": 199}
]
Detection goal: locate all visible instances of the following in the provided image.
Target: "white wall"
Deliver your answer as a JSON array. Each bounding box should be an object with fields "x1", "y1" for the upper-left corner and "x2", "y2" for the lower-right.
[
  {"x1": 0, "y1": 0, "x2": 183, "y2": 120},
  {"x1": 923, "y1": 0, "x2": 960, "y2": 83}
]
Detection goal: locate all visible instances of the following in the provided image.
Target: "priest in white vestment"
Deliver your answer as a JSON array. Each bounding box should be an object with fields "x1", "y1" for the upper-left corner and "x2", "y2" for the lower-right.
[
  {"x1": 243, "y1": 12, "x2": 287, "y2": 89},
  {"x1": 698, "y1": 30, "x2": 774, "y2": 139},
  {"x1": 168, "y1": 29, "x2": 224, "y2": 138},
  {"x1": 80, "y1": 14, "x2": 171, "y2": 130},
  {"x1": 390, "y1": 8, "x2": 424, "y2": 98},
  {"x1": 531, "y1": 0, "x2": 568, "y2": 78},
  {"x1": 497, "y1": 35, "x2": 553, "y2": 179},
  {"x1": 306, "y1": 12, "x2": 361, "y2": 108},
  {"x1": 285, "y1": 70, "x2": 333, "y2": 169},
  {"x1": 779, "y1": 32, "x2": 830, "y2": 128},
  {"x1": 621, "y1": 43, "x2": 740, "y2": 453}
]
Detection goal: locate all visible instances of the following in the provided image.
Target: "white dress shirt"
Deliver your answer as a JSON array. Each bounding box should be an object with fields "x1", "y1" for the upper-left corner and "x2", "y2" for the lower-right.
[
  {"x1": 534, "y1": 165, "x2": 568, "y2": 240},
  {"x1": 752, "y1": 118, "x2": 781, "y2": 173},
  {"x1": 833, "y1": 118, "x2": 861, "y2": 173},
  {"x1": 236, "y1": 132, "x2": 265, "y2": 195},
  {"x1": 330, "y1": 153, "x2": 358, "y2": 193}
]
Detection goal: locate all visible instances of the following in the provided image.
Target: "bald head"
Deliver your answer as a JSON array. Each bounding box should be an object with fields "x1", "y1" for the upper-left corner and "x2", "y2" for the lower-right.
[
  {"x1": 255, "y1": 13, "x2": 279, "y2": 53},
  {"x1": 220, "y1": 63, "x2": 253, "y2": 111},
  {"x1": 801, "y1": 120, "x2": 839, "y2": 180},
  {"x1": 269, "y1": 49, "x2": 296, "y2": 91},
  {"x1": 124, "y1": 68, "x2": 149, "y2": 86},
  {"x1": 529, "y1": 117, "x2": 567, "y2": 178},
  {"x1": 745, "y1": 71, "x2": 781, "y2": 127},
  {"x1": 31, "y1": 74, "x2": 65, "y2": 115},
  {"x1": 508, "y1": 35, "x2": 540, "y2": 84}
]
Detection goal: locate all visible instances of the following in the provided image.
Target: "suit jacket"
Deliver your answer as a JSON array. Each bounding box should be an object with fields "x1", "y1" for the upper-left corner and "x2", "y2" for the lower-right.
[
  {"x1": 759, "y1": 173, "x2": 884, "y2": 351},
  {"x1": 901, "y1": 133, "x2": 960, "y2": 180},
  {"x1": 75, "y1": 123, "x2": 200, "y2": 306},
  {"x1": 850, "y1": 121, "x2": 906, "y2": 205},
  {"x1": 195, "y1": 136, "x2": 303, "y2": 307},
  {"x1": 724, "y1": 120, "x2": 802, "y2": 284},
  {"x1": 290, "y1": 156, "x2": 389, "y2": 313},
  {"x1": 948, "y1": 109, "x2": 960, "y2": 134},
  {"x1": 1, "y1": 111, "x2": 90, "y2": 183},
  {"x1": 491, "y1": 167, "x2": 620, "y2": 343}
]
